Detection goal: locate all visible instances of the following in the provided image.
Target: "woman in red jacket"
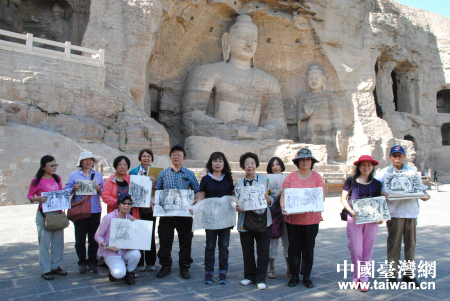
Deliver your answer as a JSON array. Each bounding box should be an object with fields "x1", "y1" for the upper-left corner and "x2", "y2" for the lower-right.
[{"x1": 102, "y1": 156, "x2": 140, "y2": 219}]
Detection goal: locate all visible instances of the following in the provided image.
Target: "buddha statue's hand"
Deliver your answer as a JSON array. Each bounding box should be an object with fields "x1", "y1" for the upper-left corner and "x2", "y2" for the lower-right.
[
  {"x1": 298, "y1": 103, "x2": 314, "y2": 122},
  {"x1": 236, "y1": 129, "x2": 257, "y2": 139},
  {"x1": 304, "y1": 103, "x2": 314, "y2": 117},
  {"x1": 236, "y1": 127, "x2": 272, "y2": 140}
]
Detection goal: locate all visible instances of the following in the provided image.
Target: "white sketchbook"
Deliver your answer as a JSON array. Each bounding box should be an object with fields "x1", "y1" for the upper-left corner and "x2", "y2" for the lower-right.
[
  {"x1": 191, "y1": 196, "x2": 237, "y2": 231},
  {"x1": 75, "y1": 180, "x2": 97, "y2": 196},
  {"x1": 235, "y1": 185, "x2": 267, "y2": 211},
  {"x1": 267, "y1": 174, "x2": 287, "y2": 195},
  {"x1": 41, "y1": 190, "x2": 71, "y2": 212},
  {"x1": 384, "y1": 171, "x2": 427, "y2": 200},
  {"x1": 153, "y1": 189, "x2": 195, "y2": 217},
  {"x1": 109, "y1": 218, "x2": 153, "y2": 250},
  {"x1": 353, "y1": 196, "x2": 391, "y2": 225},
  {"x1": 129, "y1": 175, "x2": 152, "y2": 208},
  {"x1": 284, "y1": 187, "x2": 324, "y2": 214}
]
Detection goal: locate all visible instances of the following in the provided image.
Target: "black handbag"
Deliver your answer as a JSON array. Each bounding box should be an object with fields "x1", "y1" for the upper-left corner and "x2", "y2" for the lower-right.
[
  {"x1": 244, "y1": 208, "x2": 267, "y2": 233},
  {"x1": 340, "y1": 177, "x2": 354, "y2": 221},
  {"x1": 340, "y1": 208, "x2": 348, "y2": 221}
]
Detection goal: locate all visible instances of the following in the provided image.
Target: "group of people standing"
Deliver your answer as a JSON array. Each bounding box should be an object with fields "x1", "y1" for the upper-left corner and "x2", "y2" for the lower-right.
[{"x1": 26, "y1": 144, "x2": 429, "y2": 292}]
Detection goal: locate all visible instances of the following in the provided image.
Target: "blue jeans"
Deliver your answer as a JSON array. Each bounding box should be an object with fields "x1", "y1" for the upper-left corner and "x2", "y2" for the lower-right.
[{"x1": 204, "y1": 228, "x2": 231, "y2": 272}]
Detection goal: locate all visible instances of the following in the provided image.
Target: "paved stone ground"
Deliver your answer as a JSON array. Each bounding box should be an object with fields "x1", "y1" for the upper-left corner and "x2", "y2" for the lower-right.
[{"x1": 1, "y1": 186, "x2": 449, "y2": 301}]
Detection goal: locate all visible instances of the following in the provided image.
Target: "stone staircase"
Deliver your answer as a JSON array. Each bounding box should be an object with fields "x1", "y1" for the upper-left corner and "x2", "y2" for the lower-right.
[{"x1": 183, "y1": 159, "x2": 354, "y2": 182}]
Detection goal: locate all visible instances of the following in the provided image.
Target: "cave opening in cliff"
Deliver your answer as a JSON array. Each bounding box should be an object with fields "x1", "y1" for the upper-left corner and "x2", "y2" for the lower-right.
[
  {"x1": 391, "y1": 70, "x2": 398, "y2": 111},
  {"x1": 373, "y1": 62, "x2": 383, "y2": 118},
  {"x1": 441, "y1": 123, "x2": 450, "y2": 146},
  {"x1": 0, "y1": 0, "x2": 91, "y2": 47},
  {"x1": 437, "y1": 89, "x2": 450, "y2": 113},
  {"x1": 391, "y1": 62, "x2": 418, "y2": 114},
  {"x1": 404, "y1": 134, "x2": 415, "y2": 149},
  {"x1": 149, "y1": 84, "x2": 162, "y2": 121}
]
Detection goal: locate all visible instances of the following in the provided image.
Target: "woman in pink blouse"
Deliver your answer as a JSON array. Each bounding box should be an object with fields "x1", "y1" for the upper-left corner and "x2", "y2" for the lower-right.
[
  {"x1": 27, "y1": 155, "x2": 68, "y2": 280},
  {"x1": 280, "y1": 148, "x2": 325, "y2": 289}
]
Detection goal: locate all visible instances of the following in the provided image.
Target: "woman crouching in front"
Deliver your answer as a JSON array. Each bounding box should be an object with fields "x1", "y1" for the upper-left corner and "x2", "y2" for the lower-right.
[{"x1": 94, "y1": 193, "x2": 141, "y2": 285}]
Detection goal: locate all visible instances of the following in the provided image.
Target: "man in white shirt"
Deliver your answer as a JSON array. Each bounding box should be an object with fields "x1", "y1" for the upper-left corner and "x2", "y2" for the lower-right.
[{"x1": 375, "y1": 145, "x2": 430, "y2": 287}]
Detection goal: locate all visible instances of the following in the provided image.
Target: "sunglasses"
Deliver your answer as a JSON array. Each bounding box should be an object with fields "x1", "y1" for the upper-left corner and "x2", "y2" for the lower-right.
[
  {"x1": 48, "y1": 164, "x2": 58, "y2": 168},
  {"x1": 390, "y1": 153, "x2": 403, "y2": 158},
  {"x1": 122, "y1": 202, "x2": 133, "y2": 206}
]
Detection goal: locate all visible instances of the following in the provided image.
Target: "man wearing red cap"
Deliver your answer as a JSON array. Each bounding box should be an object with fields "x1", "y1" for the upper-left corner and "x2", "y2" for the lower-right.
[{"x1": 375, "y1": 145, "x2": 430, "y2": 287}]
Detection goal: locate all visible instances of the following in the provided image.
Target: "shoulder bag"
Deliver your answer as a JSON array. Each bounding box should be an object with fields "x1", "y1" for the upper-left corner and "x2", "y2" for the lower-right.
[
  {"x1": 40, "y1": 208, "x2": 69, "y2": 231},
  {"x1": 67, "y1": 173, "x2": 94, "y2": 222},
  {"x1": 270, "y1": 195, "x2": 283, "y2": 238},
  {"x1": 244, "y1": 208, "x2": 267, "y2": 233},
  {"x1": 340, "y1": 177, "x2": 354, "y2": 221}
]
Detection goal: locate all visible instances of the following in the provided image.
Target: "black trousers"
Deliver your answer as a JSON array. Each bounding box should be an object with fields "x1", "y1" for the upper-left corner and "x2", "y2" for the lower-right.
[
  {"x1": 138, "y1": 208, "x2": 157, "y2": 267},
  {"x1": 157, "y1": 217, "x2": 193, "y2": 268},
  {"x1": 286, "y1": 223, "x2": 319, "y2": 279},
  {"x1": 239, "y1": 225, "x2": 272, "y2": 283},
  {"x1": 74, "y1": 212, "x2": 101, "y2": 266}
]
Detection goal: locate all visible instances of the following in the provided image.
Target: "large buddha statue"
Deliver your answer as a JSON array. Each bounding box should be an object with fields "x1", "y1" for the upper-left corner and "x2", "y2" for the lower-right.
[{"x1": 182, "y1": 15, "x2": 287, "y2": 140}]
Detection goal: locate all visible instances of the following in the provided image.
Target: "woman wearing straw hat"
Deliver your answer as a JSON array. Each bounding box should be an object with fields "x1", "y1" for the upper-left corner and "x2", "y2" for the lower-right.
[
  {"x1": 64, "y1": 151, "x2": 104, "y2": 274},
  {"x1": 280, "y1": 148, "x2": 325, "y2": 289}
]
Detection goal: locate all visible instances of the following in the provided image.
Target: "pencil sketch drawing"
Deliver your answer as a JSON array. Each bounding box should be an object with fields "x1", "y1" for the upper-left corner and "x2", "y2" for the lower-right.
[
  {"x1": 267, "y1": 174, "x2": 287, "y2": 195},
  {"x1": 153, "y1": 189, "x2": 195, "y2": 217},
  {"x1": 129, "y1": 175, "x2": 152, "y2": 208},
  {"x1": 76, "y1": 180, "x2": 97, "y2": 195},
  {"x1": 385, "y1": 172, "x2": 423, "y2": 195},
  {"x1": 41, "y1": 189, "x2": 71, "y2": 212},
  {"x1": 112, "y1": 219, "x2": 132, "y2": 242},
  {"x1": 109, "y1": 219, "x2": 154, "y2": 250},
  {"x1": 284, "y1": 187, "x2": 324, "y2": 214},
  {"x1": 353, "y1": 196, "x2": 390, "y2": 225},
  {"x1": 235, "y1": 185, "x2": 267, "y2": 211},
  {"x1": 192, "y1": 196, "x2": 237, "y2": 231}
]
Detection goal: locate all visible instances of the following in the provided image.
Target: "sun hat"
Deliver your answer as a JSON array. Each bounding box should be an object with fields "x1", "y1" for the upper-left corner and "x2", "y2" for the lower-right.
[
  {"x1": 292, "y1": 148, "x2": 319, "y2": 165},
  {"x1": 77, "y1": 151, "x2": 99, "y2": 167},
  {"x1": 389, "y1": 145, "x2": 405, "y2": 155},
  {"x1": 353, "y1": 155, "x2": 378, "y2": 166}
]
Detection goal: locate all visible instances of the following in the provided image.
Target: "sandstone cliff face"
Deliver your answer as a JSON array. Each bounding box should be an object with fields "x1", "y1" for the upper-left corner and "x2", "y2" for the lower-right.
[
  {"x1": 80, "y1": 0, "x2": 450, "y2": 178},
  {"x1": 1, "y1": 0, "x2": 450, "y2": 206},
  {"x1": 0, "y1": 123, "x2": 171, "y2": 206}
]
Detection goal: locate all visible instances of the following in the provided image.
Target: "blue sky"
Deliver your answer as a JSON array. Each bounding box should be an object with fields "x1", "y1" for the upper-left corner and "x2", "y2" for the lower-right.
[{"x1": 395, "y1": 0, "x2": 450, "y2": 19}]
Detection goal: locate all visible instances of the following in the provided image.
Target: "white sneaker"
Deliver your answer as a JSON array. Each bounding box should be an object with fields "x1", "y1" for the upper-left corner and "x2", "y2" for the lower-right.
[
  {"x1": 257, "y1": 283, "x2": 267, "y2": 290},
  {"x1": 240, "y1": 279, "x2": 253, "y2": 286},
  {"x1": 147, "y1": 265, "x2": 156, "y2": 271},
  {"x1": 136, "y1": 266, "x2": 146, "y2": 272}
]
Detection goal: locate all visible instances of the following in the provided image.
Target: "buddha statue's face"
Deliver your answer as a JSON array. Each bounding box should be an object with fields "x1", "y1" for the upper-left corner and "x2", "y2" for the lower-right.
[
  {"x1": 53, "y1": 9, "x2": 64, "y2": 20},
  {"x1": 308, "y1": 69, "x2": 325, "y2": 92},
  {"x1": 229, "y1": 26, "x2": 258, "y2": 62}
]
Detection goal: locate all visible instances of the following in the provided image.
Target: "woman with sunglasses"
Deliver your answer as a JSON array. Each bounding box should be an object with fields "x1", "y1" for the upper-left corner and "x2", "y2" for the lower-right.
[
  {"x1": 95, "y1": 193, "x2": 141, "y2": 285},
  {"x1": 27, "y1": 155, "x2": 67, "y2": 280}
]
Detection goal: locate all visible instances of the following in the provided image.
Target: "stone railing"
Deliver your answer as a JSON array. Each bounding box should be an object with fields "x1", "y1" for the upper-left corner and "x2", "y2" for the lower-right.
[{"x1": 0, "y1": 29, "x2": 105, "y2": 67}]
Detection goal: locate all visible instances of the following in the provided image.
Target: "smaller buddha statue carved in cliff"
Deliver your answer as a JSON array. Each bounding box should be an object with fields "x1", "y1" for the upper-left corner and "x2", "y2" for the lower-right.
[
  {"x1": 49, "y1": 3, "x2": 71, "y2": 43},
  {"x1": 298, "y1": 64, "x2": 345, "y2": 158}
]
